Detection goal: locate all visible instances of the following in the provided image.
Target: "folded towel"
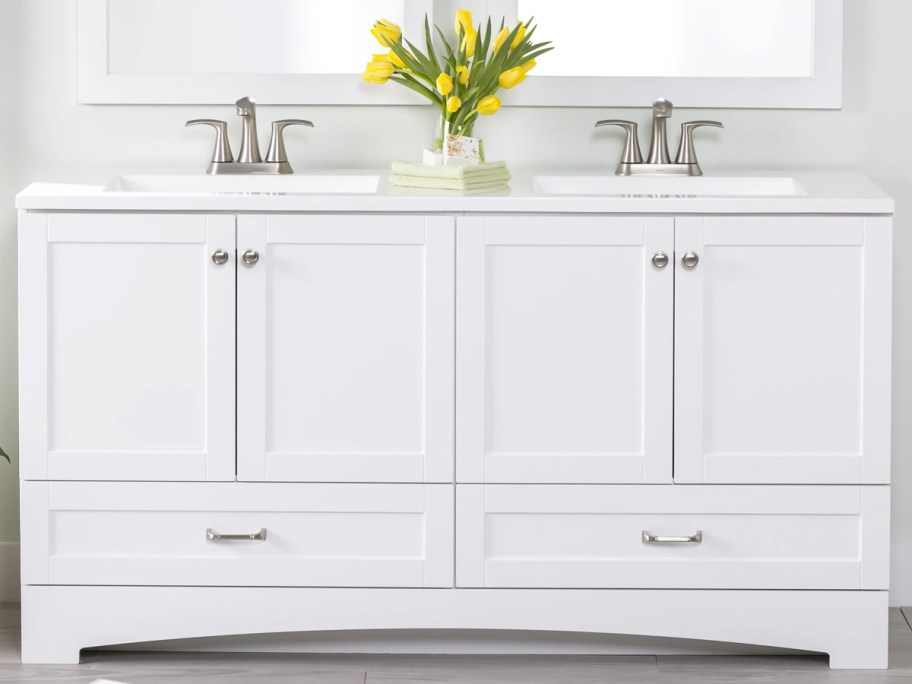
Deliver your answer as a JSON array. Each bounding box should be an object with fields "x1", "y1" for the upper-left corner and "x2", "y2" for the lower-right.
[
  {"x1": 391, "y1": 160, "x2": 509, "y2": 180},
  {"x1": 389, "y1": 173, "x2": 510, "y2": 191}
]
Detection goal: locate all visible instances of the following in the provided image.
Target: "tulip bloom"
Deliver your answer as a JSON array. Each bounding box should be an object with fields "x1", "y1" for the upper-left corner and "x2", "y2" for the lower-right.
[
  {"x1": 362, "y1": 59, "x2": 394, "y2": 83},
  {"x1": 493, "y1": 27, "x2": 510, "y2": 52},
  {"x1": 436, "y1": 72, "x2": 454, "y2": 96},
  {"x1": 456, "y1": 66, "x2": 470, "y2": 85},
  {"x1": 521, "y1": 59, "x2": 537, "y2": 73},
  {"x1": 446, "y1": 96, "x2": 462, "y2": 114},
  {"x1": 477, "y1": 95, "x2": 501, "y2": 116},
  {"x1": 388, "y1": 50, "x2": 407, "y2": 69},
  {"x1": 498, "y1": 66, "x2": 526, "y2": 89},
  {"x1": 511, "y1": 24, "x2": 527, "y2": 49},
  {"x1": 371, "y1": 19, "x2": 401, "y2": 46},
  {"x1": 461, "y1": 27, "x2": 478, "y2": 58},
  {"x1": 455, "y1": 10, "x2": 473, "y2": 36}
]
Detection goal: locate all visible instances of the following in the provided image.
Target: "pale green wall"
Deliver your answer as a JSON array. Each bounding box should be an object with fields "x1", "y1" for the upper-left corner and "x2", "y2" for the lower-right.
[{"x1": 0, "y1": 0, "x2": 908, "y2": 549}]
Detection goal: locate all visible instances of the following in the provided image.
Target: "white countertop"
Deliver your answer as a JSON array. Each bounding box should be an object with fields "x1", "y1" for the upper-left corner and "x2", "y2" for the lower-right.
[{"x1": 15, "y1": 170, "x2": 894, "y2": 215}]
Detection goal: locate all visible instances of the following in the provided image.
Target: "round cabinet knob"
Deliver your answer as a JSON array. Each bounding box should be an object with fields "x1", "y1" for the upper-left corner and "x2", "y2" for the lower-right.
[
  {"x1": 651, "y1": 252, "x2": 669, "y2": 269},
  {"x1": 242, "y1": 249, "x2": 260, "y2": 266},
  {"x1": 681, "y1": 251, "x2": 700, "y2": 270},
  {"x1": 211, "y1": 249, "x2": 230, "y2": 266}
]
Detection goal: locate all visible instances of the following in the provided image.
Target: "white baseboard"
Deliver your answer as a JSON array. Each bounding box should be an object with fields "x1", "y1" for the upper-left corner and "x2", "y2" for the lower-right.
[
  {"x1": 0, "y1": 543, "x2": 20, "y2": 602},
  {"x1": 891, "y1": 545, "x2": 912, "y2": 607}
]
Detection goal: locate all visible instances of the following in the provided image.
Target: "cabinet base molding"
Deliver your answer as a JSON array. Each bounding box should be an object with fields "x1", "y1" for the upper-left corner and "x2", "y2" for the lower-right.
[{"x1": 21, "y1": 585, "x2": 888, "y2": 669}]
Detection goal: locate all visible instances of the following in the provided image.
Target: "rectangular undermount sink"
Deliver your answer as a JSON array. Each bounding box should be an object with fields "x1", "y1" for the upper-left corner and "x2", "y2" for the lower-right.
[
  {"x1": 533, "y1": 175, "x2": 806, "y2": 197},
  {"x1": 104, "y1": 174, "x2": 381, "y2": 194}
]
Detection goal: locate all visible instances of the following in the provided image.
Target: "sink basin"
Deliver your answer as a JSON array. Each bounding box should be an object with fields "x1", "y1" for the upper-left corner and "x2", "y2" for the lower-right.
[
  {"x1": 533, "y1": 175, "x2": 805, "y2": 197},
  {"x1": 104, "y1": 174, "x2": 381, "y2": 194}
]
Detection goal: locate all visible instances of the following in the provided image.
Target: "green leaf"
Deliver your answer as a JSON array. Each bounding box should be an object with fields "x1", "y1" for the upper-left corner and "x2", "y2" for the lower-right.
[
  {"x1": 424, "y1": 15, "x2": 441, "y2": 74},
  {"x1": 403, "y1": 37, "x2": 435, "y2": 75},
  {"x1": 390, "y1": 75, "x2": 443, "y2": 105}
]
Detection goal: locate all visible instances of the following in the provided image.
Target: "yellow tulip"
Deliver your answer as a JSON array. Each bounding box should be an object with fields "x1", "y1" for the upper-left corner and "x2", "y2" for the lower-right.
[
  {"x1": 493, "y1": 27, "x2": 510, "y2": 52},
  {"x1": 370, "y1": 18, "x2": 401, "y2": 46},
  {"x1": 498, "y1": 66, "x2": 526, "y2": 89},
  {"x1": 511, "y1": 23, "x2": 526, "y2": 49},
  {"x1": 455, "y1": 9, "x2": 473, "y2": 36},
  {"x1": 446, "y1": 96, "x2": 462, "y2": 114},
  {"x1": 521, "y1": 59, "x2": 537, "y2": 73},
  {"x1": 436, "y1": 72, "x2": 454, "y2": 96},
  {"x1": 388, "y1": 50, "x2": 407, "y2": 69},
  {"x1": 461, "y1": 27, "x2": 478, "y2": 58},
  {"x1": 477, "y1": 94, "x2": 501, "y2": 116},
  {"x1": 456, "y1": 66, "x2": 470, "y2": 85},
  {"x1": 362, "y1": 59, "x2": 394, "y2": 84}
]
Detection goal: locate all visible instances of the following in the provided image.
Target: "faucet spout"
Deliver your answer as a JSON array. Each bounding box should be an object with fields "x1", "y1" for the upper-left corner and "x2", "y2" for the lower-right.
[
  {"x1": 236, "y1": 96, "x2": 262, "y2": 163},
  {"x1": 647, "y1": 98, "x2": 673, "y2": 165}
]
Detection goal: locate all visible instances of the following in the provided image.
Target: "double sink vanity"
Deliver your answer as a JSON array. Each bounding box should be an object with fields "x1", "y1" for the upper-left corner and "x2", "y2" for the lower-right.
[{"x1": 15, "y1": 97, "x2": 894, "y2": 667}]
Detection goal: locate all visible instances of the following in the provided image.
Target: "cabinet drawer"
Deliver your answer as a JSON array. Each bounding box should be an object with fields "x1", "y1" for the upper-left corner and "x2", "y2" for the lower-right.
[
  {"x1": 22, "y1": 482, "x2": 454, "y2": 588},
  {"x1": 456, "y1": 485, "x2": 889, "y2": 590}
]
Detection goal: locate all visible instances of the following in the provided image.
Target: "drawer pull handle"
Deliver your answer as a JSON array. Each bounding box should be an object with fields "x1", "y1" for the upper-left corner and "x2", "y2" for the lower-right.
[
  {"x1": 642, "y1": 530, "x2": 703, "y2": 545},
  {"x1": 206, "y1": 528, "x2": 267, "y2": 542}
]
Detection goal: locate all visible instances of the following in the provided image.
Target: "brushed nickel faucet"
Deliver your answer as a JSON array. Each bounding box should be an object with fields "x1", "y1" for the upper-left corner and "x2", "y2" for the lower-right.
[
  {"x1": 186, "y1": 96, "x2": 314, "y2": 175},
  {"x1": 596, "y1": 99, "x2": 723, "y2": 176}
]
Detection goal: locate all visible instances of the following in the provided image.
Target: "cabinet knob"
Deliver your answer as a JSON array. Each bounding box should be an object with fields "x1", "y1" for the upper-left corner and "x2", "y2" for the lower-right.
[
  {"x1": 651, "y1": 252, "x2": 669, "y2": 269},
  {"x1": 242, "y1": 249, "x2": 260, "y2": 266},
  {"x1": 211, "y1": 249, "x2": 230, "y2": 266},
  {"x1": 681, "y1": 251, "x2": 700, "y2": 269}
]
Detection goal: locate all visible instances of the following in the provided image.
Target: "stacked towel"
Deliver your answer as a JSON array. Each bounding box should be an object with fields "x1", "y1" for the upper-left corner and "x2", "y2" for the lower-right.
[{"x1": 390, "y1": 160, "x2": 511, "y2": 191}]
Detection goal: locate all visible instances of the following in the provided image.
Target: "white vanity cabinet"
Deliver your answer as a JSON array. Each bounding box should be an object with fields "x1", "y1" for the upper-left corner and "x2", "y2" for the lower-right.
[
  {"x1": 674, "y1": 216, "x2": 892, "y2": 484},
  {"x1": 18, "y1": 213, "x2": 236, "y2": 482},
  {"x1": 235, "y1": 214, "x2": 455, "y2": 483},
  {"x1": 16, "y1": 185, "x2": 893, "y2": 668},
  {"x1": 456, "y1": 216, "x2": 674, "y2": 484}
]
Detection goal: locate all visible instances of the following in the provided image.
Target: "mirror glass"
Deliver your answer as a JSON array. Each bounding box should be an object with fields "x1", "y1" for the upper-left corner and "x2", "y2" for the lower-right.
[
  {"x1": 106, "y1": 0, "x2": 407, "y2": 75},
  {"x1": 516, "y1": 0, "x2": 816, "y2": 78}
]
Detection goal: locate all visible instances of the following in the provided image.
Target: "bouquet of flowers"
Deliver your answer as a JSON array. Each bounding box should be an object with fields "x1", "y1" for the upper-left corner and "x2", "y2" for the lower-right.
[{"x1": 363, "y1": 10, "x2": 552, "y2": 156}]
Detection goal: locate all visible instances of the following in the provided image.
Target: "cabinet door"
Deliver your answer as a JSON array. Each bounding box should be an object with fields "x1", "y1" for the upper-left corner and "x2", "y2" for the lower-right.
[
  {"x1": 456, "y1": 216, "x2": 674, "y2": 484},
  {"x1": 674, "y1": 216, "x2": 892, "y2": 484},
  {"x1": 19, "y1": 213, "x2": 236, "y2": 481},
  {"x1": 237, "y1": 215, "x2": 455, "y2": 483}
]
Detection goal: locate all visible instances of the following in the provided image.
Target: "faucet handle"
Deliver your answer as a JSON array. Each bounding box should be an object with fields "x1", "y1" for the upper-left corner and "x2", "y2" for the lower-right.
[
  {"x1": 675, "y1": 120, "x2": 724, "y2": 173},
  {"x1": 595, "y1": 120, "x2": 643, "y2": 165},
  {"x1": 185, "y1": 119, "x2": 234, "y2": 164},
  {"x1": 266, "y1": 119, "x2": 315, "y2": 169}
]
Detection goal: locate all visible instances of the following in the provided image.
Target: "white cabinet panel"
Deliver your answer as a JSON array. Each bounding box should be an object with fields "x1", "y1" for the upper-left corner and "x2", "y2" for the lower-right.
[
  {"x1": 21, "y1": 481, "x2": 454, "y2": 588},
  {"x1": 237, "y1": 215, "x2": 455, "y2": 483},
  {"x1": 456, "y1": 484, "x2": 889, "y2": 590},
  {"x1": 674, "y1": 217, "x2": 892, "y2": 484},
  {"x1": 457, "y1": 216, "x2": 673, "y2": 484},
  {"x1": 19, "y1": 213, "x2": 236, "y2": 481}
]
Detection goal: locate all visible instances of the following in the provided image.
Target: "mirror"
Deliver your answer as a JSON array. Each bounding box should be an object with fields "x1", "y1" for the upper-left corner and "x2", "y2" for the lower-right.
[
  {"x1": 488, "y1": 0, "x2": 843, "y2": 108},
  {"x1": 77, "y1": 0, "x2": 433, "y2": 104}
]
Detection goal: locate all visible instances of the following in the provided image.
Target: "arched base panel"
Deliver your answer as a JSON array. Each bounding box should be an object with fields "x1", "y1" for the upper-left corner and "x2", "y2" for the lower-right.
[{"x1": 21, "y1": 586, "x2": 888, "y2": 669}]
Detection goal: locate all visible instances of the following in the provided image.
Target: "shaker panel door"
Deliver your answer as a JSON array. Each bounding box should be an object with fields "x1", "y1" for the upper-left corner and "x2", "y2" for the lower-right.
[
  {"x1": 674, "y1": 216, "x2": 892, "y2": 484},
  {"x1": 456, "y1": 215, "x2": 674, "y2": 484},
  {"x1": 237, "y1": 214, "x2": 455, "y2": 483},
  {"x1": 19, "y1": 213, "x2": 236, "y2": 481}
]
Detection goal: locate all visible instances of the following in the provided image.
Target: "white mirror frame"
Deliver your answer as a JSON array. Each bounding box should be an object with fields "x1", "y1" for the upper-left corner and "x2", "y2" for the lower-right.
[
  {"x1": 489, "y1": 0, "x2": 844, "y2": 109},
  {"x1": 77, "y1": 0, "x2": 434, "y2": 105}
]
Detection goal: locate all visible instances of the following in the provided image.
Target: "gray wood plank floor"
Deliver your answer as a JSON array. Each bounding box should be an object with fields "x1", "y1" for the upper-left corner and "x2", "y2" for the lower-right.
[{"x1": 1, "y1": 604, "x2": 911, "y2": 683}]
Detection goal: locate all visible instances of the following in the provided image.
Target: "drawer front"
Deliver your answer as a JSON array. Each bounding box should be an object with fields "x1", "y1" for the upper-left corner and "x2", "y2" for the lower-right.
[
  {"x1": 22, "y1": 482, "x2": 454, "y2": 588},
  {"x1": 456, "y1": 485, "x2": 889, "y2": 590}
]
